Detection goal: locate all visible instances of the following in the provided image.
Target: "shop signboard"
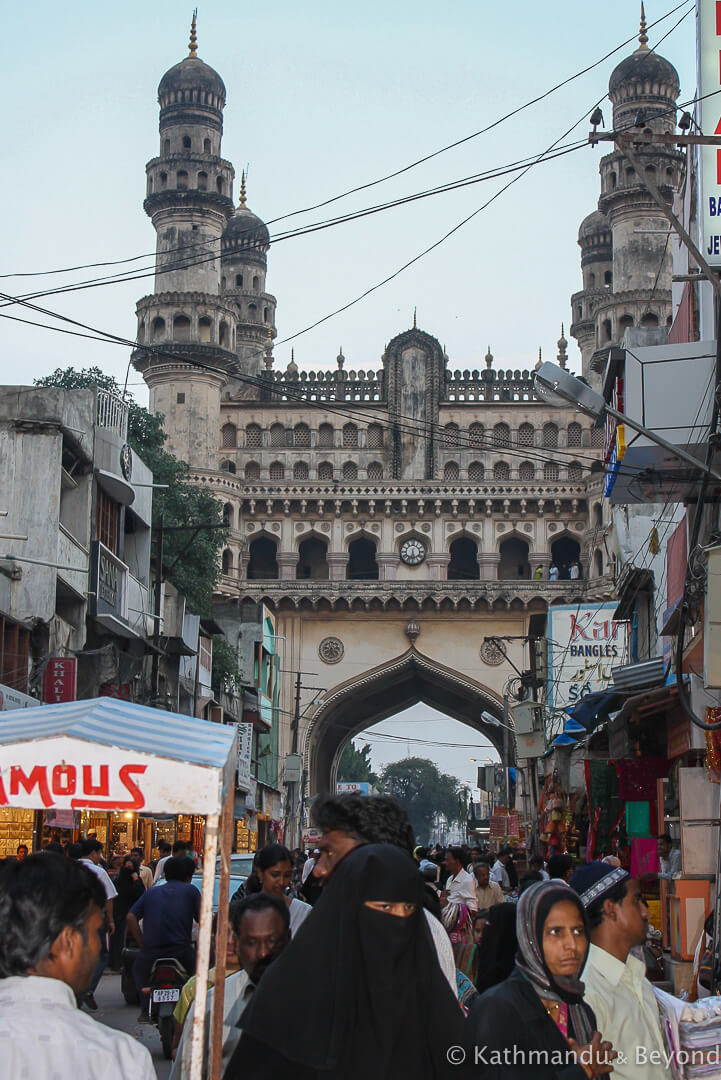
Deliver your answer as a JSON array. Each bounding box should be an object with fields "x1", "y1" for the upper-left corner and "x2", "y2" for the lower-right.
[
  {"x1": 0, "y1": 683, "x2": 38, "y2": 712},
  {"x1": 547, "y1": 603, "x2": 629, "y2": 711},
  {"x1": 698, "y1": 0, "x2": 721, "y2": 265},
  {"x1": 236, "y1": 722, "x2": 253, "y2": 789},
  {"x1": 42, "y1": 658, "x2": 77, "y2": 705},
  {"x1": 335, "y1": 781, "x2": 371, "y2": 795}
]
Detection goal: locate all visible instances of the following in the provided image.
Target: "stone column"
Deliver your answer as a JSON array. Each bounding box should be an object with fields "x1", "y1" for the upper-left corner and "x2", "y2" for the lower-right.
[
  {"x1": 426, "y1": 553, "x2": 450, "y2": 581},
  {"x1": 477, "y1": 553, "x2": 500, "y2": 581},
  {"x1": 327, "y1": 553, "x2": 349, "y2": 581},
  {"x1": 376, "y1": 553, "x2": 400, "y2": 580},
  {"x1": 276, "y1": 552, "x2": 299, "y2": 580},
  {"x1": 530, "y1": 552, "x2": 552, "y2": 579}
]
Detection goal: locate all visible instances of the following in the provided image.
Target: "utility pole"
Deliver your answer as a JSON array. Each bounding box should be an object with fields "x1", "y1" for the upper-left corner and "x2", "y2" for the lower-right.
[
  {"x1": 151, "y1": 513, "x2": 164, "y2": 699},
  {"x1": 286, "y1": 671, "x2": 302, "y2": 848}
]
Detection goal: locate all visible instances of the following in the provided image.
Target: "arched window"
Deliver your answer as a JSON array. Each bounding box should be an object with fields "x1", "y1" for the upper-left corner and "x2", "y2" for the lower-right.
[
  {"x1": 568, "y1": 461, "x2": 583, "y2": 481},
  {"x1": 517, "y1": 423, "x2": 534, "y2": 447},
  {"x1": 253, "y1": 275, "x2": 260, "y2": 292},
  {"x1": 246, "y1": 423, "x2": 262, "y2": 448},
  {"x1": 164, "y1": 138, "x2": 170, "y2": 155},
  {"x1": 269, "y1": 461, "x2": 285, "y2": 480},
  {"x1": 444, "y1": 462, "x2": 460, "y2": 481},
  {"x1": 609, "y1": 171, "x2": 617, "y2": 189},
  {"x1": 182, "y1": 136, "x2": 191, "y2": 149},
  {"x1": 494, "y1": 461, "x2": 510, "y2": 481},
  {"x1": 641, "y1": 313, "x2": 659, "y2": 327},
  {"x1": 593, "y1": 502, "x2": 603, "y2": 529},
  {"x1": 263, "y1": 307, "x2": 269, "y2": 323},
  {"x1": 619, "y1": 314, "x2": 634, "y2": 333},
  {"x1": 270, "y1": 423, "x2": 286, "y2": 447},
  {"x1": 318, "y1": 462, "x2": 334, "y2": 480},
  {"x1": 220, "y1": 460, "x2": 236, "y2": 474},
  {"x1": 235, "y1": 273, "x2": 243, "y2": 288},
  {"x1": 203, "y1": 137, "x2": 211, "y2": 154},
  {"x1": 519, "y1": 461, "x2": 535, "y2": 481},
  {"x1": 221, "y1": 422, "x2": 237, "y2": 448},
  {"x1": 493, "y1": 422, "x2": 511, "y2": 448},
  {"x1": 448, "y1": 536, "x2": 479, "y2": 580},
  {"x1": 589, "y1": 273, "x2": 596, "y2": 288},
  {"x1": 552, "y1": 537, "x2": 582, "y2": 579},
  {"x1": 177, "y1": 170, "x2": 188, "y2": 190},
  {"x1": 248, "y1": 537, "x2": 279, "y2": 580},
  {"x1": 591, "y1": 426, "x2": 604, "y2": 447},
  {"x1": 197, "y1": 171, "x2": 208, "y2": 191},
  {"x1": 342, "y1": 423, "x2": 358, "y2": 448},
  {"x1": 342, "y1": 461, "x2": 358, "y2": 480},
  {"x1": 248, "y1": 303, "x2": 257, "y2": 321},
  {"x1": 160, "y1": 171, "x2": 168, "y2": 188},
  {"x1": 602, "y1": 319, "x2": 612, "y2": 343},
  {"x1": 137, "y1": 319, "x2": 146, "y2": 343},
  {"x1": 147, "y1": 176, "x2": 154, "y2": 195},
  {"x1": 347, "y1": 538, "x2": 378, "y2": 581},
  {"x1": 367, "y1": 462, "x2": 383, "y2": 480},
  {"x1": 297, "y1": 537, "x2": 329, "y2": 580},
  {"x1": 567, "y1": 422, "x2": 582, "y2": 447},
  {"x1": 294, "y1": 423, "x2": 310, "y2": 447},
  {"x1": 604, "y1": 270, "x2": 612, "y2": 287},
  {"x1": 293, "y1": 461, "x2": 309, "y2": 480},
  {"x1": 221, "y1": 549, "x2": 233, "y2": 574},
  {"x1": 367, "y1": 423, "x2": 384, "y2": 449},
  {"x1": 443, "y1": 423, "x2": 460, "y2": 448},
  {"x1": 499, "y1": 537, "x2": 530, "y2": 580},
  {"x1": 151, "y1": 316, "x2": 165, "y2": 341},
  {"x1": 199, "y1": 316, "x2": 212, "y2": 343},
  {"x1": 173, "y1": 315, "x2": 191, "y2": 342},
  {"x1": 469, "y1": 422, "x2": 484, "y2": 447},
  {"x1": 543, "y1": 423, "x2": 558, "y2": 449},
  {"x1": 219, "y1": 321, "x2": 228, "y2": 347},
  {"x1": 318, "y1": 423, "x2": 334, "y2": 448},
  {"x1": 468, "y1": 461, "x2": 484, "y2": 482},
  {"x1": 594, "y1": 549, "x2": 604, "y2": 577},
  {"x1": 216, "y1": 176, "x2": 225, "y2": 194},
  {"x1": 544, "y1": 462, "x2": 559, "y2": 481},
  {"x1": 222, "y1": 503, "x2": 233, "y2": 528},
  {"x1": 245, "y1": 462, "x2": 260, "y2": 480}
]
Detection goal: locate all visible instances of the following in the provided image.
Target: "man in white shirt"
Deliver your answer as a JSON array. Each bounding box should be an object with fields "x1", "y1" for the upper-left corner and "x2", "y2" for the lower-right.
[
  {"x1": 0, "y1": 852, "x2": 154, "y2": 1080},
  {"x1": 570, "y1": 861, "x2": 668, "y2": 1080},
  {"x1": 490, "y1": 848, "x2": 512, "y2": 891},
  {"x1": 442, "y1": 847, "x2": 478, "y2": 911},
  {"x1": 76, "y1": 837, "x2": 118, "y2": 1010}
]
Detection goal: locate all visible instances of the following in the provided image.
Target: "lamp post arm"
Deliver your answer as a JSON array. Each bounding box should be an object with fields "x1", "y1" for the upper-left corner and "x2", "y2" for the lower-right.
[{"x1": 604, "y1": 403, "x2": 721, "y2": 482}]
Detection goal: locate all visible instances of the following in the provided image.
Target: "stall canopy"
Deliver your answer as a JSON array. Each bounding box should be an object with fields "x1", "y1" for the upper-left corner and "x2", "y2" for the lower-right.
[{"x1": 0, "y1": 696, "x2": 237, "y2": 816}]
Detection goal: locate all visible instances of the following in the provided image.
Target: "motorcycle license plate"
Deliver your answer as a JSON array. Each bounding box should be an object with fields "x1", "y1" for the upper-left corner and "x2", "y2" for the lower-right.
[{"x1": 152, "y1": 988, "x2": 180, "y2": 1003}]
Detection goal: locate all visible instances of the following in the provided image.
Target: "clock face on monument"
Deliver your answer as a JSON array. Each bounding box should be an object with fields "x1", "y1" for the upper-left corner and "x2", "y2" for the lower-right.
[{"x1": 400, "y1": 538, "x2": 426, "y2": 566}]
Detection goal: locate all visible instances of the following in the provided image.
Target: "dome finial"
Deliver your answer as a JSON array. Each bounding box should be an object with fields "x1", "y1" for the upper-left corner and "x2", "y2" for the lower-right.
[
  {"x1": 557, "y1": 324, "x2": 568, "y2": 369},
  {"x1": 189, "y1": 9, "x2": 198, "y2": 58},
  {"x1": 485, "y1": 345, "x2": 493, "y2": 368},
  {"x1": 413, "y1": 306, "x2": 417, "y2": 330},
  {"x1": 337, "y1": 346, "x2": 345, "y2": 370},
  {"x1": 638, "y1": 2, "x2": 649, "y2": 49},
  {"x1": 239, "y1": 170, "x2": 247, "y2": 209}
]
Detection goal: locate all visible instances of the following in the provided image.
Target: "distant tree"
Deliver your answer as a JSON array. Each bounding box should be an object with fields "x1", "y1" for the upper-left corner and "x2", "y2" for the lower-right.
[
  {"x1": 337, "y1": 741, "x2": 378, "y2": 785},
  {"x1": 34, "y1": 367, "x2": 227, "y2": 614},
  {"x1": 380, "y1": 757, "x2": 462, "y2": 843}
]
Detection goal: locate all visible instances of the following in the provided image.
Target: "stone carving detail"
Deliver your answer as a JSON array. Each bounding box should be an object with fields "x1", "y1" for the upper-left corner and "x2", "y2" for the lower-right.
[
  {"x1": 480, "y1": 638, "x2": 505, "y2": 666},
  {"x1": 319, "y1": 636, "x2": 345, "y2": 664}
]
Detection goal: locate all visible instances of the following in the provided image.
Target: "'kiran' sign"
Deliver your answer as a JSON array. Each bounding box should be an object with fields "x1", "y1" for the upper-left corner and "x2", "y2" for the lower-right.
[{"x1": 547, "y1": 604, "x2": 629, "y2": 710}]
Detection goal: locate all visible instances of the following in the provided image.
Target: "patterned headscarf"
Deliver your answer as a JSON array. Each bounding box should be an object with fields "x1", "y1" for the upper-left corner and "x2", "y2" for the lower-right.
[{"x1": 515, "y1": 880, "x2": 594, "y2": 1044}]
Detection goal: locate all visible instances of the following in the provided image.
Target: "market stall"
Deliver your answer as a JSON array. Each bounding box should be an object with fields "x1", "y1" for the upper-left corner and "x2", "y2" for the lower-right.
[{"x1": 0, "y1": 695, "x2": 237, "y2": 1080}]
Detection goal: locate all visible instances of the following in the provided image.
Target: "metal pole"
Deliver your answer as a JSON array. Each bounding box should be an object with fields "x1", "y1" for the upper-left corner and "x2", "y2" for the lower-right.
[
  {"x1": 503, "y1": 694, "x2": 511, "y2": 810},
  {"x1": 209, "y1": 789, "x2": 235, "y2": 1080},
  {"x1": 151, "y1": 513, "x2": 164, "y2": 699},
  {"x1": 189, "y1": 811, "x2": 219, "y2": 1080}
]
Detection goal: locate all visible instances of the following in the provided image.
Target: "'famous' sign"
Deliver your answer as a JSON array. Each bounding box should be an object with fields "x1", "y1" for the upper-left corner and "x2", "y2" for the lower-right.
[{"x1": 547, "y1": 604, "x2": 629, "y2": 710}]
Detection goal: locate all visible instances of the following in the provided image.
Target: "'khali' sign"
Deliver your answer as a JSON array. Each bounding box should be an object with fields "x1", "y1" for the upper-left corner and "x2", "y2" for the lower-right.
[{"x1": 699, "y1": 1, "x2": 721, "y2": 262}]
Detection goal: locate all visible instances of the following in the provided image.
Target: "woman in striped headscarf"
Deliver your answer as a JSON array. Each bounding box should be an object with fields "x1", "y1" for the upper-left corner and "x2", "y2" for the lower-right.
[{"x1": 467, "y1": 881, "x2": 616, "y2": 1078}]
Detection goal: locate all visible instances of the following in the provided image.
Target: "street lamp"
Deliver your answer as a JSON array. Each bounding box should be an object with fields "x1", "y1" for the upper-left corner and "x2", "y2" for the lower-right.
[{"x1": 534, "y1": 362, "x2": 721, "y2": 482}]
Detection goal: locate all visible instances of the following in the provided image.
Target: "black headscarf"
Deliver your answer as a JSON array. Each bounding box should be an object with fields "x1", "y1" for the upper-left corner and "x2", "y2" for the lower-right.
[
  {"x1": 238, "y1": 843, "x2": 467, "y2": 1079},
  {"x1": 515, "y1": 880, "x2": 594, "y2": 1044},
  {"x1": 474, "y1": 902, "x2": 518, "y2": 994}
]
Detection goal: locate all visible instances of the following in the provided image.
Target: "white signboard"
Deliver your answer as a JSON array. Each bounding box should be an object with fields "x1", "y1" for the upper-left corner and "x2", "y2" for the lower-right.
[
  {"x1": 0, "y1": 736, "x2": 221, "y2": 815},
  {"x1": 0, "y1": 683, "x2": 39, "y2": 712},
  {"x1": 699, "y1": 0, "x2": 721, "y2": 264},
  {"x1": 237, "y1": 722, "x2": 253, "y2": 789},
  {"x1": 547, "y1": 604, "x2": 629, "y2": 711}
]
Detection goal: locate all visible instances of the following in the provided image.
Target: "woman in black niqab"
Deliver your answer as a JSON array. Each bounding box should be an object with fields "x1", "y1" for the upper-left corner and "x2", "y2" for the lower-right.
[{"x1": 224, "y1": 843, "x2": 469, "y2": 1080}]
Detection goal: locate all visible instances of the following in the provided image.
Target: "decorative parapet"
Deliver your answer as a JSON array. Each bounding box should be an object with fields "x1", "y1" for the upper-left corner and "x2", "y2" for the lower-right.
[
  {"x1": 217, "y1": 575, "x2": 617, "y2": 610},
  {"x1": 259, "y1": 368, "x2": 385, "y2": 403},
  {"x1": 443, "y1": 368, "x2": 537, "y2": 402}
]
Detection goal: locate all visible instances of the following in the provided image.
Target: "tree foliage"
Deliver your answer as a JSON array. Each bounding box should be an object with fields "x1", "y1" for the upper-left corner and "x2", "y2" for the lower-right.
[
  {"x1": 337, "y1": 741, "x2": 378, "y2": 785},
  {"x1": 34, "y1": 367, "x2": 227, "y2": 614},
  {"x1": 212, "y1": 636, "x2": 242, "y2": 694},
  {"x1": 380, "y1": 757, "x2": 462, "y2": 843}
]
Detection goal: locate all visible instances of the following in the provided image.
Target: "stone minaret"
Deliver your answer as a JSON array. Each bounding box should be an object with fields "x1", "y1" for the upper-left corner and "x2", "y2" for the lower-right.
[
  {"x1": 132, "y1": 16, "x2": 239, "y2": 470},
  {"x1": 221, "y1": 172, "x2": 277, "y2": 386},
  {"x1": 570, "y1": 7, "x2": 684, "y2": 381}
]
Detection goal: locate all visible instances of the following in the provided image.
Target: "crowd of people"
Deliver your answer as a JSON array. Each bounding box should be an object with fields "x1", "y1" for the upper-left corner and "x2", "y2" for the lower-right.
[{"x1": 0, "y1": 795, "x2": 677, "y2": 1079}]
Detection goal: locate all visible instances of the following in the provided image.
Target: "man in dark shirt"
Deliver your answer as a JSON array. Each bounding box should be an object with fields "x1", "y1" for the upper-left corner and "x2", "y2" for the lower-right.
[{"x1": 126, "y1": 855, "x2": 200, "y2": 1019}]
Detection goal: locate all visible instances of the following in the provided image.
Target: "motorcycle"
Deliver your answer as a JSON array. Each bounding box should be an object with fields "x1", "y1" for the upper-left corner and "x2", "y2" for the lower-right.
[{"x1": 145, "y1": 956, "x2": 190, "y2": 1059}]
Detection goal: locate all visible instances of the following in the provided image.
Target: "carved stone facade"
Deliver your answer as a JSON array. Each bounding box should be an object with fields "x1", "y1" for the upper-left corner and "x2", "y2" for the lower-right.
[{"x1": 131, "y1": 25, "x2": 666, "y2": 798}]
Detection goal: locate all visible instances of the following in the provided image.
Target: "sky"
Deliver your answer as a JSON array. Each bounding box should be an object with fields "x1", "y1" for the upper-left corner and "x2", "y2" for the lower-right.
[{"x1": 2, "y1": 1, "x2": 698, "y2": 785}]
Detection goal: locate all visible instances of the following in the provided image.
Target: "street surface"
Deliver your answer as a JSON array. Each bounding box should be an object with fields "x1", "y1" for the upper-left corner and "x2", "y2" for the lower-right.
[{"x1": 94, "y1": 971, "x2": 170, "y2": 1080}]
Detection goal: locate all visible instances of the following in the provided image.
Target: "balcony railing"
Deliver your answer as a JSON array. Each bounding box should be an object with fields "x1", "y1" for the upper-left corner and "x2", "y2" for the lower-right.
[{"x1": 96, "y1": 389, "x2": 129, "y2": 440}]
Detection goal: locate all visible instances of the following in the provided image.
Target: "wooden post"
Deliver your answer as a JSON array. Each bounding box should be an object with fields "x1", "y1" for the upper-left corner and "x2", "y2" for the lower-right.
[
  {"x1": 208, "y1": 786, "x2": 235, "y2": 1080},
  {"x1": 189, "y1": 811, "x2": 219, "y2": 1080}
]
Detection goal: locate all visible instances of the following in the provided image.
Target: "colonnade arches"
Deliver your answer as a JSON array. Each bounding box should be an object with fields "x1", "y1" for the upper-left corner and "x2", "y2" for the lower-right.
[{"x1": 303, "y1": 647, "x2": 507, "y2": 793}]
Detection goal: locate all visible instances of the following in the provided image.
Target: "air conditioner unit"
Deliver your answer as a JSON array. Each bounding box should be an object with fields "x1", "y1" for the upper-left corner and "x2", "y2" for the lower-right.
[{"x1": 511, "y1": 701, "x2": 545, "y2": 734}]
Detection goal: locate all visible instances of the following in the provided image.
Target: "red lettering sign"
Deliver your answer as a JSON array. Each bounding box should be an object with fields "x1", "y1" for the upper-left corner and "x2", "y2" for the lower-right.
[
  {"x1": 0, "y1": 762, "x2": 148, "y2": 810},
  {"x1": 42, "y1": 658, "x2": 77, "y2": 704}
]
